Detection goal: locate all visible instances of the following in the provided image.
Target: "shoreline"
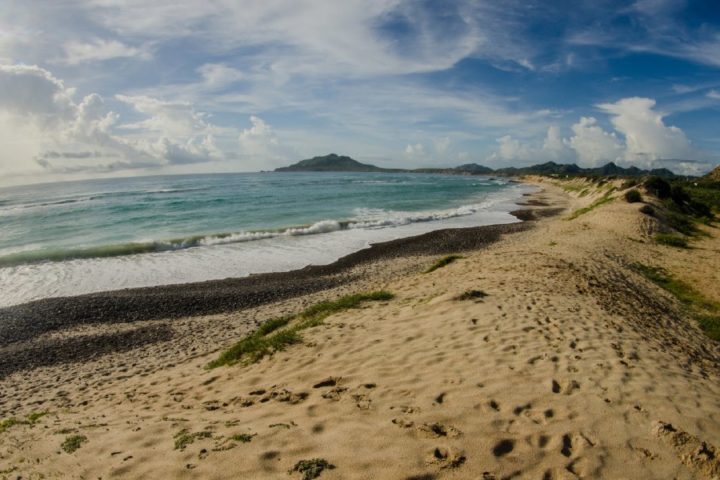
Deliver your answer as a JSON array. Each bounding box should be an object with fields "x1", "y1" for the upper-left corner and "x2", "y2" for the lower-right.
[
  {"x1": 0, "y1": 185, "x2": 561, "y2": 387},
  {"x1": 0, "y1": 214, "x2": 556, "y2": 381}
]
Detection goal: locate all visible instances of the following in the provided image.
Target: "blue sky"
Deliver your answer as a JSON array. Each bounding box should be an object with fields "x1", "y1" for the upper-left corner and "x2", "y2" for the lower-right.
[{"x1": 1, "y1": 0, "x2": 719, "y2": 185}]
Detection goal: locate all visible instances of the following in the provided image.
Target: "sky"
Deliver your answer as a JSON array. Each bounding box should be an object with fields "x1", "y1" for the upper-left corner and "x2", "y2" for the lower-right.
[{"x1": 1, "y1": 0, "x2": 719, "y2": 185}]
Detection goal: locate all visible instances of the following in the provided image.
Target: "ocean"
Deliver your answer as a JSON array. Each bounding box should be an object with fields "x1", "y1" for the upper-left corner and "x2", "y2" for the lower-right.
[{"x1": 0, "y1": 172, "x2": 532, "y2": 307}]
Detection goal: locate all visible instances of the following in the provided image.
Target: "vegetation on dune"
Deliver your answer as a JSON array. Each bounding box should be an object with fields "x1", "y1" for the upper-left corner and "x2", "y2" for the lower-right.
[
  {"x1": 61, "y1": 435, "x2": 88, "y2": 454},
  {"x1": 0, "y1": 411, "x2": 48, "y2": 434},
  {"x1": 634, "y1": 263, "x2": 720, "y2": 341},
  {"x1": 424, "y1": 255, "x2": 463, "y2": 273},
  {"x1": 654, "y1": 233, "x2": 689, "y2": 248},
  {"x1": 624, "y1": 189, "x2": 642, "y2": 203},
  {"x1": 174, "y1": 430, "x2": 212, "y2": 450},
  {"x1": 289, "y1": 458, "x2": 336, "y2": 480},
  {"x1": 230, "y1": 433, "x2": 255, "y2": 443},
  {"x1": 566, "y1": 192, "x2": 614, "y2": 220},
  {"x1": 207, "y1": 291, "x2": 394, "y2": 368}
]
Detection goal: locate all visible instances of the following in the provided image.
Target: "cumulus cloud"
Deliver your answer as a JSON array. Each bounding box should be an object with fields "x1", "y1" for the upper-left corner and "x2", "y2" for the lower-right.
[
  {"x1": 61, "y1": 39, "x2": 151, "y2": 65},
  {"x1": 487, "y1": 127, "x2": 574, "y2": 164},
  {"x1": 0, "y1": 64, "x2": 226, "y2": 177},
  {"x1": 485, "y1": 97, "x2": 714, "y2": 173},
  {"x1": 567, "y1": 117, "x2": 623, "y2": 166},
  {"x1": 237, "y1": 116, "x2": 293, "y2": 166},
  {"x1": 404, "y1": 143, "x2": 426, "y2": 158},
  {"x1": 597, "y1": 97, "x2": 694, "y2": 166}
]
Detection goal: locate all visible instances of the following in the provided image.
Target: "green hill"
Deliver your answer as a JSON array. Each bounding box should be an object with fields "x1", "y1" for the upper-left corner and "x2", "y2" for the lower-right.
[{"x1": 275, "y1": 154, "x2": 387, "y2": 172}]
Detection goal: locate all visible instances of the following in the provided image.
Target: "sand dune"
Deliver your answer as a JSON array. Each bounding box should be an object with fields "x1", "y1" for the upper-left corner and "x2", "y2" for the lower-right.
[{"x1": 1, "y1": 178, "x2": 718, "y2": 479}]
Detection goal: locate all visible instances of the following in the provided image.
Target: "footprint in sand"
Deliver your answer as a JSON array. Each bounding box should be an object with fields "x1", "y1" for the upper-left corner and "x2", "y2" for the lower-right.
[
  {"x1": 417, "y1": 423, "x2": 462, "y2": 438},
  {"x1": 551, "y1": 379, "x2": 580, "y2": 395},
  {"x1": 492, "y1": 439, "x2": 515, "y2": 457},
  {"x1": 653, "y1": 421, "x2": 720, "y2": 478},
  {"x1": 425, "y1": 446, "x2": 466, "y2": 469}
]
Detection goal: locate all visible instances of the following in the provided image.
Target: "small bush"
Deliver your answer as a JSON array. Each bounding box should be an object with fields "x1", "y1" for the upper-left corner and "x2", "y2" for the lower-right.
[
  {"x1": 625, "y1": 189, "x2": 642, "y2": 203},
  {"x1": 61, "y1": 435, "x2": 87, "y2": 454},
  {"x1": 289, "y1": 458, "x2": 335, "y2": 480},
  {"x1": 639, "y1": 205, "x2": 654, "y2": 216},
  {"x1": 230, "y1": 433, "x2": 255, "y2": 443},
  {"x1": 621, "y1": 178, "x2": 639, "y2": 189},
  {"x1": 654, "y1": 233, "x2": 688, "y2": 248},
  {"x1": 644, "y1": 176, "x2": 671, "y2": 199},
  {"x1": 425, "y1": 255, "x2": 462, "y2": 273}
]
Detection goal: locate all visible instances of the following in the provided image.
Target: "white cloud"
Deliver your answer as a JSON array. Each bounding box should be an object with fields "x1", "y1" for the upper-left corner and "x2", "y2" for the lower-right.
[
  {"x1": 708, "y1": 90, "x2": 720, "y2": 100},
  {"x1": 238, "y1": 115, "x2": 293, "y2": 167},
  {"x1": 404, "y1": 143, "x2": 426, "y2": 158},
  {"x1": 0, "y1": 64, "x2": 229, "y2": 180},
  {"x1": 197, "y1": 63, "x2": 244, "y2": 88},
  {"x1": 487, "y1": 127, "x2": 573, "y2": 164},
  {"x1": 597, "y1": 97, "x2": 694, "y2": 166},
  {"x1": 567, "y1": 117, "x2": 623, "y2": 166},
  {"x1": 61, "y1": 39, "x2": 151, "y2": 65}
]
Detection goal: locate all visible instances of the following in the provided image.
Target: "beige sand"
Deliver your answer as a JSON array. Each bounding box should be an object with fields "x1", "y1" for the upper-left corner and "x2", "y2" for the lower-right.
[{"x1": 1, "y1": 178, "x2": 719, "y2": 480}]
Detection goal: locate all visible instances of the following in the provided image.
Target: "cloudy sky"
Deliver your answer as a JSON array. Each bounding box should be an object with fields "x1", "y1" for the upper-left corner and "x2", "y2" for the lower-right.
[{"x1": 1, "y1": 0, "x2": 719, "y2": 185}]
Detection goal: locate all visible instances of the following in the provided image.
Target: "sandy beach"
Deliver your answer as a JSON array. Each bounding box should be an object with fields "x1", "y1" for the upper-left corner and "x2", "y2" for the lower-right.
[{"x1": 1, "y1": 177, "x2": 719, "y2": 479}]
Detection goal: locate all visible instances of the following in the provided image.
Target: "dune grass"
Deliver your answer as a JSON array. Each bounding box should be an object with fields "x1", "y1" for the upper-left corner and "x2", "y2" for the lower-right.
[
  {"x1": 654, "y1": 233, "x2": 689, "y2": 248},
  {"x1": 424, "y1": 255, "x2": 462, "y2": 273},
  {"x1": 61, "y1": 435, "x2": 87, "y2": 454},
  {"x1": 207, "y1": 291, "x2": 394, "y2": 368},
  {"x1": 634, "y1": 263, "x2": 720, "y2": 341},
  {"x1": 566, "y1": 193, "x2": 614, "y2": 220},
  {"x1": 0, "y1": 411, "x2": 48, "y2": 434}
]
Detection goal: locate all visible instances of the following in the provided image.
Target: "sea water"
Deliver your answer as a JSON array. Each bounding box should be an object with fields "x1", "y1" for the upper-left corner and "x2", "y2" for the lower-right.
[{"x1": 0, "y1": 172, "x2": 533, "y2": 307}]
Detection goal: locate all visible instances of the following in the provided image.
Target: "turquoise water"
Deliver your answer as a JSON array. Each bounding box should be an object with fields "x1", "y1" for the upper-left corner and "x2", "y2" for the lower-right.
[{"x1": 0, "y1": 172, "x2": 530, "y2": 306}]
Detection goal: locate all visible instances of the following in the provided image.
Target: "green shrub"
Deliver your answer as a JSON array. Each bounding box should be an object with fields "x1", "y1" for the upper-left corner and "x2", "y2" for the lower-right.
[
  {"x1": 639, "y1": 205, "x2": 654, "y2": 216},
  {"x1": 625, "y1": 189, "x2": 642, "y2": 203},
  {"x1": 644, "y1": 176, "x2": 671, "y2": 199},
  {"x1": 61, "y1": 435, "x2": 87, "y2": 454}
]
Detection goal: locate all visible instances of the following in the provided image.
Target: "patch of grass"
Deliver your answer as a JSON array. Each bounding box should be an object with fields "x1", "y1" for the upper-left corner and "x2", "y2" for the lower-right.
[
  {"x1": 26, "y1": 411, "x2": 48, "y2": 424},
  {"x1": 173, "y1": 430, "x2": 212, "y2": 450},
  {"x1": 696, "y1": 314, "x2": 720, "y2": 340},
  {"x1": 424, "y1": 255, "x2": 462, "y2": 273},
  {"x1": 208, "y1": 291, "x2": 394, "y2": 368},
  {"x1": 654, "y1": 233, "x2": 689, "y2": 248},
  {"x1": 456, "y1": 290, "x2": 488, "y2": 301},
  {"x1": 625, "y1": 189, "x2": 642, "y2": 203},
  {"x1": 289, "y1": 458, "x2": 336, "y2": 480},
  {"x1": 566, "y1": 193, "x2": 614, "y2": 220},
  {"x1": 230, "y1": 433, "x2": 255, "y2": 443},
  {"x1": 61, "y1": 435, "x2": 87, "y2": 454},
  {"x1": 0, "y1": 418, "x2": 22, "y2": 434},
  {"x1": 634, "y1": 264, "x2": 720, "y2": 341}
]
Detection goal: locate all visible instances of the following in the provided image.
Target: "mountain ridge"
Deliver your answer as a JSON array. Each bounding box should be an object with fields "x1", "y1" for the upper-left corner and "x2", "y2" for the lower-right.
[{"x1": 276, "y1": 154, "x2": 681, "y2": 177}]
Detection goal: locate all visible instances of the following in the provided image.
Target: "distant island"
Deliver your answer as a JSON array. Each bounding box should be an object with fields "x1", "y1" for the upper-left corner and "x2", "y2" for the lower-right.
[{"x1": 275, "y1": 153, "x2": 679, "y2": 177}]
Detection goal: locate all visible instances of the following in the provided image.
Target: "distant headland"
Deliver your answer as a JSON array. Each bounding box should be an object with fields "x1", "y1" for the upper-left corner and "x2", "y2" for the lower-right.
[{"x1": 275, "y1": 153, "x2": 680, "y2": 177}]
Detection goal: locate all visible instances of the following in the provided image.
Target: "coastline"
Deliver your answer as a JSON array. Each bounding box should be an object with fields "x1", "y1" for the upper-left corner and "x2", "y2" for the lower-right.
[{"x1": 1, "y1": 177, "x2": 719, "y2": 479}]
